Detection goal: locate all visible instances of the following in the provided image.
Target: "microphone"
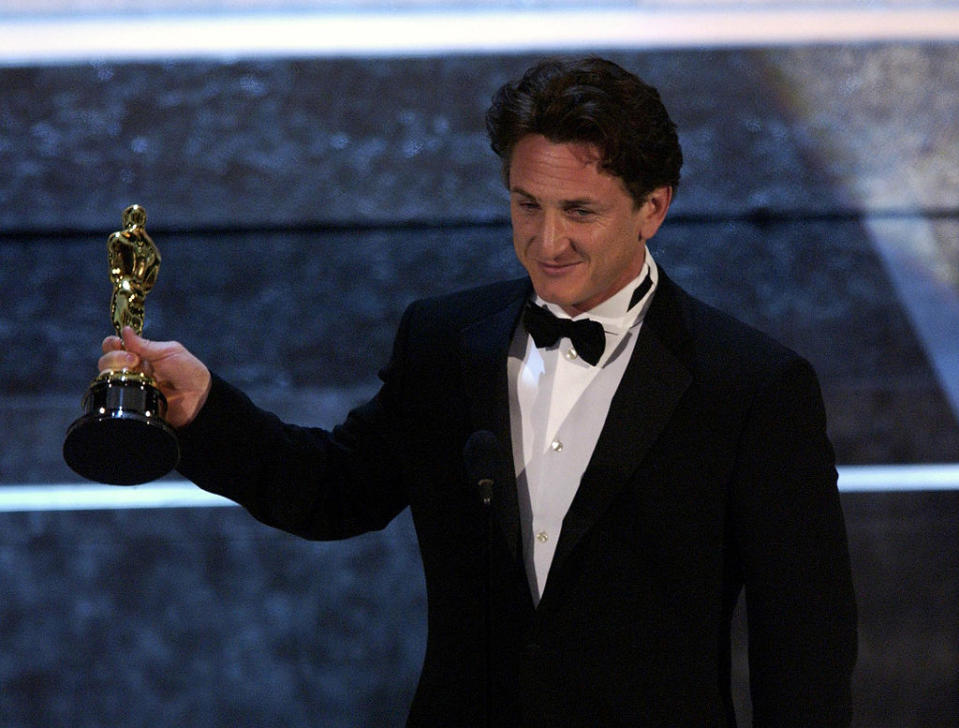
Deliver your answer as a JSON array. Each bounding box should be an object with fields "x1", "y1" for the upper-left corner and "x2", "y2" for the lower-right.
[{"x1": 463, "y1": 430, "x2": 504, "y2": 507}]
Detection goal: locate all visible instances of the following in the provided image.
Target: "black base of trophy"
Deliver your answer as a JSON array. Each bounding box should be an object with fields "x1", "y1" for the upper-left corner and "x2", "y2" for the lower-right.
[{"x1": 63, "y1": 375, "x2": 179, "y2": 485}]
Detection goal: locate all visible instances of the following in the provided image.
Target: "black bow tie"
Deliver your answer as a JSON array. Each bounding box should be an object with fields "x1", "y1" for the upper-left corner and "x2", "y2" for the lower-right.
[{"x1": 522, "y1": 302, "x2": 606, "y2": 365}]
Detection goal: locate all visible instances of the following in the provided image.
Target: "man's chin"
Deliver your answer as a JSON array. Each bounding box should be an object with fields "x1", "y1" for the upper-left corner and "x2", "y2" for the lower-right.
[
  {"x1": 532, "y1": 288, "x2": 584, "y2": 316},
  {"x1": 533, "y1": 286, "x2": 567, "y2": 305}
]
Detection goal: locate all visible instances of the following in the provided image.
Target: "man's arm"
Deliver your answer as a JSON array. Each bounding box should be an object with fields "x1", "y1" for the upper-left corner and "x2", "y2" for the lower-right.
[
  {"x1": 98, "y1": 323, "x2": 409, "y2": 541},
  {"x1": 730, "y1": 356, "x2": 857, "y2": 727}
]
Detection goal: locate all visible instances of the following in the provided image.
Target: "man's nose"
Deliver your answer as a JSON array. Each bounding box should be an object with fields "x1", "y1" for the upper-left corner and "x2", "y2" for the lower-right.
[{"x1": 539, "y1": 211, "x2": 568, "y2": 255}]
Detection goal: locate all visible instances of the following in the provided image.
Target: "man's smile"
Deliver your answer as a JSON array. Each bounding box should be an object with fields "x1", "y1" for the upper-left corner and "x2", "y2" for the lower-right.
[{"x1": 536, "y1": 259, "x2": 582, "y2": 275}]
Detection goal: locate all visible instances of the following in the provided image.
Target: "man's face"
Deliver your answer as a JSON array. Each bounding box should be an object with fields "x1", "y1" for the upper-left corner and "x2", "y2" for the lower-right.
[{"x1": 509, "y1": 134, "x2": 671, "y2": 316}]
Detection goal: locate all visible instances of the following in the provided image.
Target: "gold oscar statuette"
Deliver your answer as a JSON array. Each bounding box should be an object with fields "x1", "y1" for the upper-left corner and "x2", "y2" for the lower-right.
[{"x1": 63, "y1": 204, "x2": 179, "y2": 485}]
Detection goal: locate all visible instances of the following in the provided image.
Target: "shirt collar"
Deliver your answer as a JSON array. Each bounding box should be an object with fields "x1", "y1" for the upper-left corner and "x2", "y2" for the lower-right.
[{"x1": 534, "y1": 249, "x2": 659, "y2": 335}]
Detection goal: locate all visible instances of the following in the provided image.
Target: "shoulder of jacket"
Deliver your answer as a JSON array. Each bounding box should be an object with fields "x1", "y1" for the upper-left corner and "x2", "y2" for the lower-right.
[
  {"x1": 656, "y1": 274, "x2": 808, "y2": 381},
  {"x1": 402, "y1": 277, "x2": 529, "y2": 329}
]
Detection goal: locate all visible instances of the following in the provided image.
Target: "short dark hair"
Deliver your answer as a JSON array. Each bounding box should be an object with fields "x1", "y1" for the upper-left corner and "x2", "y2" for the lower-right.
[{"x1": 485, "y1": 57, "x2": 683, "y2": 205}]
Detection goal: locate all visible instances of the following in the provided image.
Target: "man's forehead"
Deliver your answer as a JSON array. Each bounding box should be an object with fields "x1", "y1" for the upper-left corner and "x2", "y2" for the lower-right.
[
  {"x1": 508, "y1": 134, "x2": 630, "y2": 200},
  {"x1": 551, "y1": 138, "x2": 603, "y2": 166},
  {"x1": 511, "y1": 134, "x2": 602, "y2": 164}
]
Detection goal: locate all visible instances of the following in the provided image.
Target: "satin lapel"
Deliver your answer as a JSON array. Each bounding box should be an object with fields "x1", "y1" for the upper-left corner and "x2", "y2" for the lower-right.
[
  {"x1": 545, "y1": 277, "x2": 693, "y2": 589},
  {"x1": 458, "y1": 280, "x2": 530, "y2": 562}
]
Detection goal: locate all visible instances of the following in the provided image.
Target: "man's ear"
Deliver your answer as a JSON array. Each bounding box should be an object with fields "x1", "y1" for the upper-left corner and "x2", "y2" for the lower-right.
[{"x1": 639, "y1": 186, "x2": 673, "y2": 241}]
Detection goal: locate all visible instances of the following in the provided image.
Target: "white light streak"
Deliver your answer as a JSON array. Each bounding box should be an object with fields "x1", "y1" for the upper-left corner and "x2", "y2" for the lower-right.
[
  {"x1": 0, "y1": 482, "x2": 235, "y2": 512},
  {"x1": 0, "y1": 464, "x2": 956, "y2": 512},
  {"x1": 835, "y1": 463, "x2": 959, "y2": 493},
  {"x1": 1, "y1": 7, "x2": 959, "y2": 66}
]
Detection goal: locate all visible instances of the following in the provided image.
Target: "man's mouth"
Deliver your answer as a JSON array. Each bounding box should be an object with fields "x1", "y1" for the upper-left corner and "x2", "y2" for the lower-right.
[{"x1": 537, "y1": 260, "x2": 581, "y2": 275}]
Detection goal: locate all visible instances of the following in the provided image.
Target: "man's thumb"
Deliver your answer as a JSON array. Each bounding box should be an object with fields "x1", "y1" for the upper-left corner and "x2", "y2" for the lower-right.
[{"x1": 120, "y1": 326, "x2": 155, "y2": 359}]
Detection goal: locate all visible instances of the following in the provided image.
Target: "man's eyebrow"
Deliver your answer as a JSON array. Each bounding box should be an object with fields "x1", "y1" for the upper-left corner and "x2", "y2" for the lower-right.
[
  {"x1": 561, "y1": 197, "x2": 599, "y2": 208},
  {"x1": 509, "y1": 187, "x2": 599, "y2": 207},
  {"x1": 509, "y1": 186, "x2": 536, "y2": 198}
]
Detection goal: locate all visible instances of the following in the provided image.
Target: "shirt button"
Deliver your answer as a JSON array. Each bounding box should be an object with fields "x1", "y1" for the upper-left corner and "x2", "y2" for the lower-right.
[
  {"x1": 550, "y1": 439, "x2": 563, "y2": 452},
  {"x1": 536, "y1": 531, "x2": 549, "y2": 543},
  {"x1": 565, "y1": 347, "x2": 578, "y2": 360}
]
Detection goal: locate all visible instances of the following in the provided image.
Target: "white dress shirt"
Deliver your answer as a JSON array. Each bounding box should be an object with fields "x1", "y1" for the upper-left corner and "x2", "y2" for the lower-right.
[{"x1": 508, "y1": 252, "x2": 660, "y2": 604}]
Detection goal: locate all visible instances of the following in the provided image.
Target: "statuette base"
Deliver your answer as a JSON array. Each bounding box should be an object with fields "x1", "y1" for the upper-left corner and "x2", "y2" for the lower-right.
[{"x1": 63, "y1": 374, "x2": 179, "y2": 485}]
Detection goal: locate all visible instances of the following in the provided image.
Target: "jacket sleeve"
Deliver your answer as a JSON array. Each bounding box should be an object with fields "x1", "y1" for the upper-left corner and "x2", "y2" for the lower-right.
[
  {"x1": 730, "y1": 356, "x2": 857, "y2": 727},
  {"x1": 174, "y1": 305, "x2": 416, "y2": 541}
]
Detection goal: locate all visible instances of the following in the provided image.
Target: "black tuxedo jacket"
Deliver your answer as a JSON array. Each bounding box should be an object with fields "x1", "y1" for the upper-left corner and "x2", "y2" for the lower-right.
[{"x1": 177, "y1": 270, "x2": 857, "y2": 727}]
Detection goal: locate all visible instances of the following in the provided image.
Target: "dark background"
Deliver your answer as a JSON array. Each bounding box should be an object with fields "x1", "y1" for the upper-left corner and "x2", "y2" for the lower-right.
[{"x1": 1, "y1": 29, "x2": 957, "y2": 728}]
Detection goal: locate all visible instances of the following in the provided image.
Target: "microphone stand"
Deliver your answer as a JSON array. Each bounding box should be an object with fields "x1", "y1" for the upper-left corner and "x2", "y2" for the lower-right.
[
  {"x1": 464, "y1": 431, "x2": 501, "y2": 728},
  {"x1": 479, "y1": 477, "x2": 493, "y2": 728}
]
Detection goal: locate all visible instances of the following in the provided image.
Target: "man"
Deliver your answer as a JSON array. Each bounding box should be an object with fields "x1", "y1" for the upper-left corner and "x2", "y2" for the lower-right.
[{"x1": 99, "y1": 58, "x2": 856, "y2": 726}]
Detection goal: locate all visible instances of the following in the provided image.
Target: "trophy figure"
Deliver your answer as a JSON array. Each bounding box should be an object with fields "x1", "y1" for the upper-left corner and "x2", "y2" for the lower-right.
[{"x1": 63, "y1": 205, "x2": 179, "y2": 485}]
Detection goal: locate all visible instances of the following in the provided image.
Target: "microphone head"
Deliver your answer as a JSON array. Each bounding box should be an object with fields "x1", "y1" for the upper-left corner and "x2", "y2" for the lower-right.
[{"x1": 463, "y1": 430, "x2": 506, "y2": 505}]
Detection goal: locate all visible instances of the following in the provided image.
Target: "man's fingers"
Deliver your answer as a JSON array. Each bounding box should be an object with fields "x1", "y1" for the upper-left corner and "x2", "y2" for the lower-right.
[
  {"x1": 98, "y1": 349, "x2": 140, "y2": 372},
  {"x1": 101, "y1": 329, "x2": 159, "y2": 372},
  {"x1": 101, "y1": 335, "x2": 123, "y2": 354}
]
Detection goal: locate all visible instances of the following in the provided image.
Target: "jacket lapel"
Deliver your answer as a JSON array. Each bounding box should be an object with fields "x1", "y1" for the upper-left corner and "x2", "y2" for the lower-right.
[
  {"x1": 544, "y1": 273, "x2": 693, "y2": 591},
  {"x1": 458, "y1": 279, "x2": 530, "y2": 562}
]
